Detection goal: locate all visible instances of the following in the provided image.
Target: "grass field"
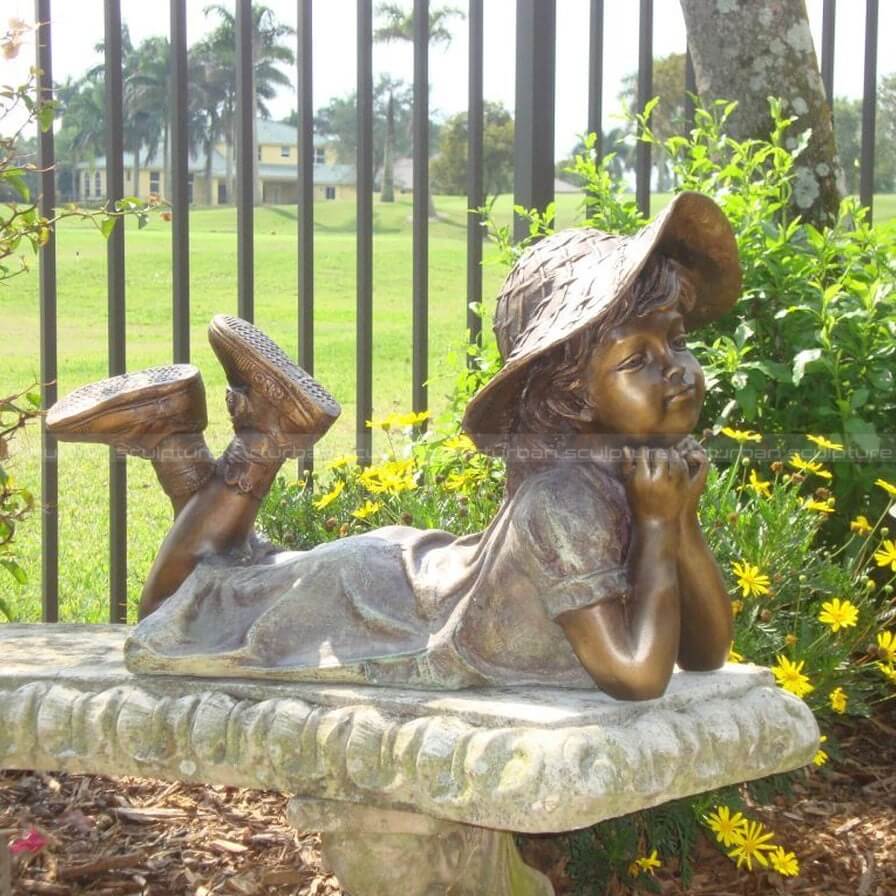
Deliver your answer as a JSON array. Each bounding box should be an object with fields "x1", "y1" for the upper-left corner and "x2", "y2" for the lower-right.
[{"x1": 2, "y1": 190, "x2": 894, "y2": 621}]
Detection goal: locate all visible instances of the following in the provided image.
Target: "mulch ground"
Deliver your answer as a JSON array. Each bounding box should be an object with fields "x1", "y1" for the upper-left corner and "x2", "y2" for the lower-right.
[{"x1": 1, "y1": 704, "x2": 894, "y2": 896}]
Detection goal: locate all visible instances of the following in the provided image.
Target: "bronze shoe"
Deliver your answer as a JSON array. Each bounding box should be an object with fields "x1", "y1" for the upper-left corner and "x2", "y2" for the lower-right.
[
  {"x1": 208, "y1": 314, "x2": 341, "y2": 456},
  {"x1": 46, "y1": 365, "x2": 208, "y2": 458}
]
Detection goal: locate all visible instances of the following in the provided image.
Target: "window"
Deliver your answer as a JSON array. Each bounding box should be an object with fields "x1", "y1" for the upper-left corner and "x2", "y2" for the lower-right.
[
  {"x1": 280, "y1": 145, "x2": 290, "y2": 158},
  {"x1": 257, "y1": 146, "x2": 262, "y2": 161},
  {"x1": 325, "y1": 186, "x2": 336, "y2": 200},
  {"x1": 314, "y1": 147, "x2": 325, "y2": 165},
  {"x1": 217, "y1": 182, "x2": 227, "y2": 204},
  {"x1": 187, "y1": 173, "x2": 194, "y2": 204},
  {"x1": 149, "y1": 171, "x2": 160, "y2": 194},
  {"x1": 83, "y1": 172, "x2": 90, "y2": 199},
  {"x1": 95, "y1": 172, "x2": 102, "y2": 195}
]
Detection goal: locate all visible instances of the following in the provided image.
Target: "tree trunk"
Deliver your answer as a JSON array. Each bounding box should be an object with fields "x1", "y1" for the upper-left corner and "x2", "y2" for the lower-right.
[
  {"x1": 679, "y1": 0, "x2": 842, "y2": 227},
  {"x1": 226, "y1": 120, "x2": 235, "y2": 206},
  {"x1": 132, "y1": 143, "x2": 140, "y2": 199},
  {"x1": 205, "y1": 133, "x2": 214, "y2": 206},
  {"x1": 381, "y1": 92, "x2": 395, "y2": 202}
]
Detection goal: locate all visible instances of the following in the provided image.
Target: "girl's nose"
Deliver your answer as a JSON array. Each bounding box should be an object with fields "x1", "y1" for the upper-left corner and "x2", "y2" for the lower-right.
[{"x1": 663, "y1": 359, "x2": 685, "y2": 382}]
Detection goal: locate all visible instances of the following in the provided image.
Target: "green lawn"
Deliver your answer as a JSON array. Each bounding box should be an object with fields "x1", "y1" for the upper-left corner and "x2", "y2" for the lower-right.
[{"x1": 2, "y1": 191, "x2": 893, "y2": 622}]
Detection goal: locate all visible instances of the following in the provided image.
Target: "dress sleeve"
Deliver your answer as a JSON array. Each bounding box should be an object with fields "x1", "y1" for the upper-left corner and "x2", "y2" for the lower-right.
[{"x1": 520, "y1": 472, "x2": 630, "y2": 620}]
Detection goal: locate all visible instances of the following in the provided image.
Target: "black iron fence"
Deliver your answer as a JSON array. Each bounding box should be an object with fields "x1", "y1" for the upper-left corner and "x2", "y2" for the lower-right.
[{"x1": 31, "y1": 0, "x2": 883, "y2": 622}]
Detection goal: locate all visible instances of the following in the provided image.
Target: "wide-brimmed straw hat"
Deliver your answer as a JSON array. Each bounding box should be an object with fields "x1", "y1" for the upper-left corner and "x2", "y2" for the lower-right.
[{"x1": 462, "y1": 191, "x2": 741, "y2": 454}]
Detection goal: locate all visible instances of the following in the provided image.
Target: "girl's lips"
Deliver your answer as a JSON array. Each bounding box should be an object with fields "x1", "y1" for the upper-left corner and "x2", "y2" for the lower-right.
[{"x1": 666, "y1": 385, "x2": 695, "y2": 403}]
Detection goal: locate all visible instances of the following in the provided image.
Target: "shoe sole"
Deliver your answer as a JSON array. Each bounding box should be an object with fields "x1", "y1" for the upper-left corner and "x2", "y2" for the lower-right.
[
  {"x1": 47, "y1": 365, "x2": 204, "y2": 442},
  {"x1": 208, "y1": 315, "x2": 341, "y2": 435}
]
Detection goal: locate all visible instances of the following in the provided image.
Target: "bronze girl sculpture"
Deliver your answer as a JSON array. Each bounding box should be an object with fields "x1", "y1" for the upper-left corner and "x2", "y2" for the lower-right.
[{"x1": 48, "y1": 191, "x2": 741, "y2": 701}]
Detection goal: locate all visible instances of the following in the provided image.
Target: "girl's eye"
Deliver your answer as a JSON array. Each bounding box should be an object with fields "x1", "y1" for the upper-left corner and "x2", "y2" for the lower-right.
[
  {"x1": 618, "y1": 353, "x2": 645, "y2": 370},
  {"x1": 671, "y1": 335, "x2": 688, "y2": 351}
]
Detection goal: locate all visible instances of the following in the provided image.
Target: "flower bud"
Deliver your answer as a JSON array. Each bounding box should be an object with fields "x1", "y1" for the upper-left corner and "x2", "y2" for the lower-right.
[
  {"x1": 401, "y1": 512, "x2": 414, "y2": 525},
  {"x1": 760, "y1": 609, "x2": 773, "y2": 623},
  {"x1": 771, "y1": 461, "x2": 784, "y2": 474},
  {"x1": 882, "y1": 527, "x2": 891, "y2": 537},
  {"x1": 741, "y1": 457, "x2": 751, "y2": 466},
  {"x1": 814, "y1": 487, "x2": 832, "y2": 500},
  {"x1": 324, "y1": 517, "x2": 338, "y2": 532},
  {"x1": 798, "y1": 574, "x2": 808, "y2": 583},
  {"x1": 339, "y1": 523, "x2": 350, "y2": 538}
]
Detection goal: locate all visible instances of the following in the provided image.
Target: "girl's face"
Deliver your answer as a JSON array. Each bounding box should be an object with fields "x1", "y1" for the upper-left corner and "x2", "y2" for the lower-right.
[{"x1": 580, "y1": 307, "x2": 705, "y2": 444}]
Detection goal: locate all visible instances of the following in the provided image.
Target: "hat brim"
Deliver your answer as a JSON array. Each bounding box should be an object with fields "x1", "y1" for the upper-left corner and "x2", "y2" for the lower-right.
[{"x1": 462, "y1": 192, "x2": 741, "y2": 454}]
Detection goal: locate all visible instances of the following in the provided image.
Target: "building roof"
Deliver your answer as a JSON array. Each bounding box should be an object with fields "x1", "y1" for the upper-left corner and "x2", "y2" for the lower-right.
[{"x1": 256, "y1": 118, "x2": 327, "y2": 148}]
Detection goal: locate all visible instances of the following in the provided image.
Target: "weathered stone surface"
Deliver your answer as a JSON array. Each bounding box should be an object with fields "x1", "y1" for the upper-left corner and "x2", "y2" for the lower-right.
[
  {"x1": 0, "y1": 625, "x2": 818, "y2": 834},
  {"x1": 288, "y1": 798, "x2": 553, "y2": 896}
]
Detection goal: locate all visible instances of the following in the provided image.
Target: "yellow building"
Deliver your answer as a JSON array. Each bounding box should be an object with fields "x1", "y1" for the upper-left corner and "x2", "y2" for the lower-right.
[{"x1": 78, "y1": 119, "x2": 356, "y2": 205}]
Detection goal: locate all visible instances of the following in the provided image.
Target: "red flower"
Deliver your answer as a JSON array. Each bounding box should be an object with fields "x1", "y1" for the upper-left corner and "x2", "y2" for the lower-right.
[{"x1": 10, "y1": 829, "x2": 48, "y2": 855}]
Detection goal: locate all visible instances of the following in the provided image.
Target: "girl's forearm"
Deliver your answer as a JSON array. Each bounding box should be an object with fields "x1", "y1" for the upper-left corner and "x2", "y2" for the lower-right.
[{"x1": 676, "y1": 514, "x2": 732, "y2": 669}]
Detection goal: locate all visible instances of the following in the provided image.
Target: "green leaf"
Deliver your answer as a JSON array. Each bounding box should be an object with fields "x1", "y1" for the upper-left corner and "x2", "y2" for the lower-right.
[
  {"x1": 99, "y1": 217, "x2": 118, "y2": 238},
  {"x1": 792, "y1": 348, "x2": 823, "y2": 385},
  {"x1": 0, "y1": 559, "x2": 27, "y2": 586}
]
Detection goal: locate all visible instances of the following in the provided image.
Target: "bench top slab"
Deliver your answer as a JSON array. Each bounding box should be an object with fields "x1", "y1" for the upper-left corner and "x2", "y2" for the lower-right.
[{"x1": 0, "y1": 624, "x2": 819, "y2": 833}]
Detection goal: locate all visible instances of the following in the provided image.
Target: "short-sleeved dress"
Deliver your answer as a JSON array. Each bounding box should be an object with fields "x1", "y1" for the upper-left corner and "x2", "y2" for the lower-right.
[{"x1": 126, "y1": 459, "x2": 632, "y2": 689}]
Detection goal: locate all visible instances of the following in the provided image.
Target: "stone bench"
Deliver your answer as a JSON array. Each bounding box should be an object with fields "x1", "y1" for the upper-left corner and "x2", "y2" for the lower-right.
[{"x1": 0, "y1": 625, "x2": 818, "y2": 895}]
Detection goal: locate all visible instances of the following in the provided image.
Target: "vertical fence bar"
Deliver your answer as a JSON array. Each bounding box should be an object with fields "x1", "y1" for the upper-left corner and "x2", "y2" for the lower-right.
[
  {"x1": 170, "y1": 0, "x2": 190, "y2": 362},
  {"x1": 297, "y1": 0, "x2": 314, "y2": 470},
  {"x1": 635, "y1": 0, "x2": 653, "y2": 218},
  {"x1": 104, "y1": 0, "x2": 127, "y2": 623},
  {"x1": 860, "y1": 0, "x2": 878, "y2": 219},
  {"x1": 684, "y1": 47, "x2": 696, "y2": 135},
  {"x1": 35, "y1": 0, "x2": 58, "y2": 622},
  {"x1": 466, "y1": 0, "x2": 483, "y2": 355},
  {"x1": 513, "y1": 0, "x2": 555, "y2": 243},
  {"x1": 821, "y1": 0, "x2": 836, "y2": 106},
  {"x1": 236, "y1": 0, "x2": 255, "y2": 321},
  {"x1": 297, "y1": 0, "x2": 313, "y2": 375},
  {"x1": 412, "y1": 0, "x2": 429, "y2": 419},
  {"x1": 356, "y1": 0, "x2": 374, "y2": 463},
  {"x1": 587, "y1": 0, "x2": 604, "y2": 160}
]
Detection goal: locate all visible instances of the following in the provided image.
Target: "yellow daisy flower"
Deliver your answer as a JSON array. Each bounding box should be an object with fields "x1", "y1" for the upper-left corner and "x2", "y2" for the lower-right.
[
  {"x1": 769, "y1": 846, "x2": 800, "y2": 877},
  {"x1": 875, "y1": 478, "x2": 896, "y2": 499},
  {"x1": 325, "y1": 453, "x2": 358, "y2": 470},
  {"x1": 731, "y1": 560, "x2": 771, "y2": 598},
  {"x1": 728, "y1": 645, "x2": 744, "y2": 663},
  {"x1": 806, "y1": 434, "x2": 844, "y2": 452},
  {"x1": 351, "y1": 500, "x2": 382, "y2": 520},
  {"x1": 850, "y1": 515, "x2": 872, "y2": 536},
  {"x1": 443, "y1": 434, "x2": 475, "y2": 452},
  {"x1": 788, "y1": 454, "x2": 833, "y2": 479},
  {"x1": 771, "y1": 655, "x2": 814, "y2": 698},
  {"x1": 877, "y1": 662, "x2": 896, "y2": 686},
  {"x1": 873, "y1": 539, "x2": 896, "y2": 572},
  {"x1": 784, "y1": 633, "x2": 798, "y2": 647},
  {"x1": 704, "y1": 806, "x2": 748, "y2": 848},
  {"x1": 828, "y1": 687, "x2": 847, "y2": 714},
  {"x1": 803, "y1": 497, "x2": 835, "y2": 514},
  {"x1": 366, "y1": 410, "x2": 430, "y2": 431},
  {"x1": 721, "y1": 427, "x2": 761, "y2": 443},
  {"x1": 731, "y1": 599, "x2": 743, "y2": 617},
  {"x1": 727, "y1": 820, "x2": 776, "y2": 871},
  {"x1": 313, "y1": 479, "x2": 344, "y2": 510},
  {"x1": 818, "y1": 597, "x2": 859, "y2": 632},
  {"x1": 748, "y1": 469, "x2": 772, "y2": 498},
  {"x1": 813, "y1": 734, "x2": 829, "y2": 766},
  {"x1": 627, "y1": 849, "x2": 661, "y2": 877},
  {"x1": 877, "y1": 631, "x2": 896, "y2": 663}
]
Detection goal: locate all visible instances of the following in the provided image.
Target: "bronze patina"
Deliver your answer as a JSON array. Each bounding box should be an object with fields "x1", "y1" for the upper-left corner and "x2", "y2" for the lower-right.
[{"x1": 47, "y1": 191, "x2": 740, "y2": 701}]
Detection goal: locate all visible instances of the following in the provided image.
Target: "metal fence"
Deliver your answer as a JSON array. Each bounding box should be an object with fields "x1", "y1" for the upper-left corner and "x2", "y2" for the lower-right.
[{"x1": 31, "y1": 0, "x2": 882, "y2": 622}]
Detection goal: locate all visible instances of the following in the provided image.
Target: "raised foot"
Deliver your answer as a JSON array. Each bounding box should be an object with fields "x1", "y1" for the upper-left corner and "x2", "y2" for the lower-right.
[
  {"x1": 208, "y1": 314, "x2": 341, "y2": 455},
  {"x1": 46, "y1": 365, "x2": 207, "y2": 457}
]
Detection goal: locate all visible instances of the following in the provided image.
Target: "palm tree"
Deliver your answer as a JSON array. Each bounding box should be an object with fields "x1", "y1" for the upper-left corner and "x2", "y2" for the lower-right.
[
  {"x1": 57, "y1": 76, "x2": 106, "y2": 201},
  {"x1": 203, "y1": 3, "x2": 295, "y2": 204},
  {"x1": 189, "y1": 36, "x2": 231, "y2": 205},
  {"x1": 373, "y1": 2, "x2": 463, "y2": 211}
]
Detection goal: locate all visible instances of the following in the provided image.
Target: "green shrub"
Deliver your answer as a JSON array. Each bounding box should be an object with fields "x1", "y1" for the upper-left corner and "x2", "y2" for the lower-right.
[{"x1": 564, "y1": 99, "x2": 896, "y2": 531}]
